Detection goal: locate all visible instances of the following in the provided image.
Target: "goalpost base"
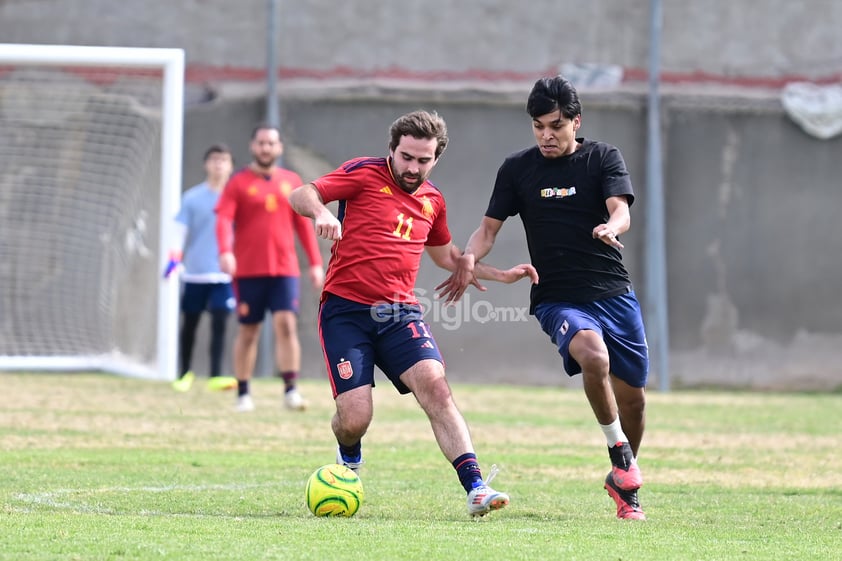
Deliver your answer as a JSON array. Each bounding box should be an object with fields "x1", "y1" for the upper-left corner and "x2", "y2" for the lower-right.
[{"x1": 0, "y1": 356, "x2": 163, "y2": 380}]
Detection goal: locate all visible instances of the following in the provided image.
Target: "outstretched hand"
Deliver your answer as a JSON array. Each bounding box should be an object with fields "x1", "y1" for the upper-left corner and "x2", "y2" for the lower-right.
[
  {"x1": 435, "y1": 271, "x2": 486, "y2": 305},
  {"x1": 435, "y1": 255, "x2": 539, "y2": 304},
  {"x1": 592, "y1": 224, "x2": 624, "y2": 249},
  {"x1": 499, "y1": 263, "x2": 539, "y2": 285},
  {"x1": 435, "y1": 252, "x2": 482, "y2": 304}
]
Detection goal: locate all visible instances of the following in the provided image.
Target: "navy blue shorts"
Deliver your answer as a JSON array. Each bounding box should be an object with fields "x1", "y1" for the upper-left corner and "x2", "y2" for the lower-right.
[
  {"x1": 318, "y1": 294, "x2": 444, "y2": 397},
  {"x1": 534, "y1": 291, "x2": 649, "y2": 388},
  {"x1": 233, "y1": 276, "x2": 299, "y2": 324},
  {"x1": 181, "y1": 282, "x2": 235, "y2": 314}
]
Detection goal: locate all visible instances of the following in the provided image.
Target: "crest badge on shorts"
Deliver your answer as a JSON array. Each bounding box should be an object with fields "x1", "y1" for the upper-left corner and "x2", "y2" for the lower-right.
[{"x1": 337, "y1": 360, "x2": 353, "y2": 379}]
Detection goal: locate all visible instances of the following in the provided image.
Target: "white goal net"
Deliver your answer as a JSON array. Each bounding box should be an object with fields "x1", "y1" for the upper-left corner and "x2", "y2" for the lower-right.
[{"x1": 0, "y1": 45, "x2": 184, "y2": 381}]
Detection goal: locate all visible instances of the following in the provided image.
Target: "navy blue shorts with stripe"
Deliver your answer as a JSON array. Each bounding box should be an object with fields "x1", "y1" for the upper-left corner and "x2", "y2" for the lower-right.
[
  {"x1": 318, "y1": 294, "x2": 444, "y2": 397},
  {"x1": 534, "y1": 291, "x2": 649, "y2": 388},
  {"x1": 233, "y1": 276, "x2": 299, "y2": 324}
]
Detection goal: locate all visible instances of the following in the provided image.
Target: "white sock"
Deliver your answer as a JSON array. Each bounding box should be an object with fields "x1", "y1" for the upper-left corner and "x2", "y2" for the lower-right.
[{"x1": 599, "y1": 417, "x2": 628, "y2": 447}]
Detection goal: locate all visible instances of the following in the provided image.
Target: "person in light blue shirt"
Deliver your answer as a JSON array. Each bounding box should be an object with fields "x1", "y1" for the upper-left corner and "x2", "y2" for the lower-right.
[{"x1": 167, "y1": 144, "x2": 237, "y2": 392}]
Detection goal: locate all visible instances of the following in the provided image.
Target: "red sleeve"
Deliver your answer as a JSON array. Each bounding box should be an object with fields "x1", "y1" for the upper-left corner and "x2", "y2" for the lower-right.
[
  {"x1": 293, "y1": 210, "x2": 322, "y2": 266},
  {"x1": 425, "y1": 195, "x2": 452, "y2": 247},
  {"x1": 215, "y1": 177, "x2": 238, "y2": 254},
  {"x1": 313, "y1": 159, "x2": 368, "y2": 203}
]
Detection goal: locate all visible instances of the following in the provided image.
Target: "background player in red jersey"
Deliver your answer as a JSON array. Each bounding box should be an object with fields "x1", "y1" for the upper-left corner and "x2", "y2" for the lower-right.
[
  {"x1": 216, "y1": 124, "x2": 324, "y2": 412},
  {"x1": 289, "y1": 110, "x2": 538, "y2": 517}
]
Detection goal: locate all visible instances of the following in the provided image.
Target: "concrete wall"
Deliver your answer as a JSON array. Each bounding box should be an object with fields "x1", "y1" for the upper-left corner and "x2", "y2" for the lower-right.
[{"x1": 1, "y1": 1, "x2": 840, "y2": 84}]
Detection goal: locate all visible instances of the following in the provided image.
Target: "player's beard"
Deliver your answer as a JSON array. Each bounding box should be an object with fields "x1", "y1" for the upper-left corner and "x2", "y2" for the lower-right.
[
  {"x1": 396, "y1": 172, "x2": 424, "y2": 193},
  {"x1": 253, "y1": 153, "x2": 277, "y2": 169}
]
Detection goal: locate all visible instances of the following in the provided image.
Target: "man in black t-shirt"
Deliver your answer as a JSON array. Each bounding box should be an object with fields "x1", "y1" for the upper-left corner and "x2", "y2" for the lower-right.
[{"x1": 438, "y1": 75, "x2": 649, "y2": 520}]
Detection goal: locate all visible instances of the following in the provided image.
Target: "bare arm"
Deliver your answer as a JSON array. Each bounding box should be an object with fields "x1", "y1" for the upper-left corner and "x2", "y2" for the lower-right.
[
  {"x1": 435, "y1": 217, "x2": 520, "y2": 303},
  {"x1": 456, "y1": 215, "x2": 505, "y2": 279},
  {"x1": 289, "y1": 194, "x2": 325, "y2": 290},
  {"x1": 426, "y1": 243, "x2": 483, "y2": 276},
  {"x1": 216, "y1": 214, "x2": 237, "y2": 276},
  {"x1": 464, "y1": 216, "x2": 504, "y2": 262},
  {"x1": 427, "y1": 240, "x2": 537, "y2": 298},
  {"x1": 592, "y1": 195, "x2": 631, "y2": 249},
  {"x1": 288, "y1": 183, "x2": 342, "y2": 241},
  {"x1": 215, "y1": 185, "x2": 238, "y2": 276}
]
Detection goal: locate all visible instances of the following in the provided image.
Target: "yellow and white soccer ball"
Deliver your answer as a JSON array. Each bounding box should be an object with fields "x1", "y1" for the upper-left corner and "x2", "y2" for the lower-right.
[{"x1": 305, "y1": 463, "x2": 364, "y2": 517}]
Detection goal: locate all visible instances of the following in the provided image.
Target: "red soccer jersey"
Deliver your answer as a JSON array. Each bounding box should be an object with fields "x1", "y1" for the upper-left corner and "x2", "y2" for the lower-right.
[
  {"x1": 313, "y1": 157, "x2": 452, "y2": 305},
  {"x1": 215, "y1": 166, "x2": 322, "y2": 278}
]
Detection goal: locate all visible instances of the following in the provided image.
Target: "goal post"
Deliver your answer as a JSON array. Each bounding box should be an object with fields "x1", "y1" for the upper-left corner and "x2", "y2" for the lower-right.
[{"x1": 0, "y1": 44, "x2": 184, "y2": 381}]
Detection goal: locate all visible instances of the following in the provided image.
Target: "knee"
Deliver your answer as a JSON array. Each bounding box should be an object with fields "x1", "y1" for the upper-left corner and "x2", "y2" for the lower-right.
[
  {"x1": 414, "y1": 378, "x2": 458, "y2": 421},
  {"x1": 274, "y1": 314, "x2": 297, "y2": 339},
  {"x1": 404, "y1": 363, "x2": 452, "y2": 406},
  {"x1": 626, "y1": 391, "x2": 646, "y2": 412},
  {"x1": 237, "y1": 325, "x2": 260, "y2": 346},
  {"x1": 422, "y1": 376, "x2": 454, "y2": 405},
  {"x1": 576, "y1": 346, "x2": 610, "y2": 375}
]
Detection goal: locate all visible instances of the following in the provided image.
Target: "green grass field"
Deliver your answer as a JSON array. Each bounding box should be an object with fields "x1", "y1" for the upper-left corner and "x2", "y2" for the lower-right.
[{"x1": 2, "y1": 373, "x2": 840, "y2": 560}]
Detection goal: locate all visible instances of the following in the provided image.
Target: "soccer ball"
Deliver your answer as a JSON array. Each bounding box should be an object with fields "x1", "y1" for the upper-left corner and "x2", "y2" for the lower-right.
[{"x1": 305, "y1": 463, "x2": 364, "y2": 517}]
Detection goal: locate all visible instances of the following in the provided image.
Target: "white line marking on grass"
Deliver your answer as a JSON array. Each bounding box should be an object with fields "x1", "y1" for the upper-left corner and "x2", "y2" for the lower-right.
[{"x1": 12, "y1": 482, "x2": 287, "y2": 516}]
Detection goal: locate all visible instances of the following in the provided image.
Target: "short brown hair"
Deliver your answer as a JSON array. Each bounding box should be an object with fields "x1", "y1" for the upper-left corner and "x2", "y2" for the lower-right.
[{"x1": 388, "y1": 110, "x2": 448, "y2": 159}]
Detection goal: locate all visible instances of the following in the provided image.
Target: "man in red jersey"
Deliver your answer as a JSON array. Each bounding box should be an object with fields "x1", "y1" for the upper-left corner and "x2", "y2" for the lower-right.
[
  {"x1": 216, "y1": 124, "x2": 324, "y2": 413},
  {"x1": 289, "y1": 110, "x2": 538, "y2": 517}
]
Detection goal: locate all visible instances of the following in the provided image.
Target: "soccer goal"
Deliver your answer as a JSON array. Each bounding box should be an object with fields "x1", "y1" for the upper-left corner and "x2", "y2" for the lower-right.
[{"x1": 0, "y1": 44, "x2": 184, "y2": 381}]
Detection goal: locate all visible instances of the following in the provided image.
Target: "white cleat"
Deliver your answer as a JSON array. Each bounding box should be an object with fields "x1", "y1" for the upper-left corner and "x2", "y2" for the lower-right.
[
  {"x1": 466, "y1": 464, "x2": 510, "y2": 517},
  {"x1": 284, "y1": 388, "x2": 307, "y2": 411},
  {"x1": 235, "y1": 394, "x2": 255, "y2": 413}
]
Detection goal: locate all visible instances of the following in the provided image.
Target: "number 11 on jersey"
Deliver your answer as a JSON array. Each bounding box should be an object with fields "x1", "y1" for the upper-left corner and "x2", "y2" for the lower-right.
[{"x1": 393, "y1": 213, "x2": 414, "y2": 240}]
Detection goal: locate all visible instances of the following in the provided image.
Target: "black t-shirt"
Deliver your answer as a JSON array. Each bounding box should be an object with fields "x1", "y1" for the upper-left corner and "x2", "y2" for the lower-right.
[{"x1": 486, "y1": 139, "x2": 635, "y2": 311}]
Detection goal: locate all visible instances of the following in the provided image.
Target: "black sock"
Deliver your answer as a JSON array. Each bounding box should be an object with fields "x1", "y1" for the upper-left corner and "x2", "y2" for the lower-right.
[
  {"x1": 452, "y1": 453, "x2": 483, "y2": 493},
  {"x1": 237, "y1": 380, "x2": 249, "y2": 397}
]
